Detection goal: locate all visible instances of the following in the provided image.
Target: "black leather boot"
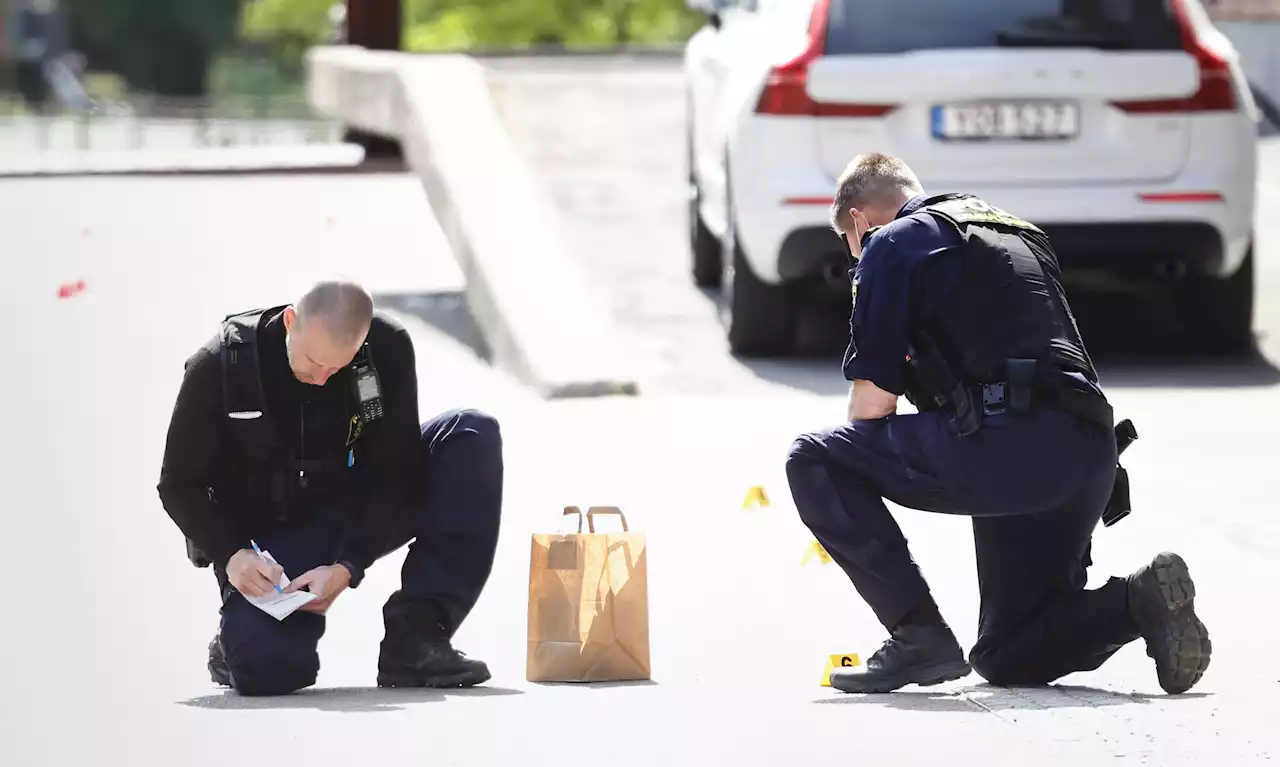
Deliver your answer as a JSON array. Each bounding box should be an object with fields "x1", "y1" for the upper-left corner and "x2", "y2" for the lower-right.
[
  {"x1": 1127, "y1": 551, "x2": 1211, "y2": 694},
  {"x1": 208, "y1": 634, "x2": 231, "y2": 687},
  {"x1": 829, "y1": 622, "x2": 970, "y2": 694},
  {"x1": 376, "y1": 610, "x2": 490, "y2": 689}
]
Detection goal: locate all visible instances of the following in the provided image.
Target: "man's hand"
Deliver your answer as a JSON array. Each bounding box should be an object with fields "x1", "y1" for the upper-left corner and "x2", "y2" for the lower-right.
[
  {"x1": 286, "y1": 563, "x2": 351, "y2": 615},
  {"x1": 226, "y1": 549, "x2": 285, "y2": 598}
]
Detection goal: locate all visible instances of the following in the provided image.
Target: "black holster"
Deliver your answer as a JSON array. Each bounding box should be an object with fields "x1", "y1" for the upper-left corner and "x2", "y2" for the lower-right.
[
  {"x1": 906, "y1": 344, "x2": 1139, "y2": 528},
  {"x1": 1102, "y1": 419, "x2": 1138, "y2": 527},
  {"x1": 904, "y1": 341, "x2": 985, "y2": 435}
]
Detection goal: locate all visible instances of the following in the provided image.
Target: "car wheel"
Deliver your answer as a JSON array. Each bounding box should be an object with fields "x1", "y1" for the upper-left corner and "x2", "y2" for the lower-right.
[
  {"x1": 687, "y1": 139, "x2": 722, "y2": 288},
  {"x1": 721, "y1": 233, "x2": 799, "y2": 356},
  {"x1": 1173, "y1": 245, "x2": 1255, "y2": 353}
]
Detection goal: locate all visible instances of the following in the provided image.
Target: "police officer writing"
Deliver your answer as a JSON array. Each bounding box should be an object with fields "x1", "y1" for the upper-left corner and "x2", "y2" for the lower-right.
[
  {"x1": 157, "y1": 279, "x2": 504, "y2": 695},
  {"x1": 785, "y1": 153, "x2": 1211, "y2": 695}
]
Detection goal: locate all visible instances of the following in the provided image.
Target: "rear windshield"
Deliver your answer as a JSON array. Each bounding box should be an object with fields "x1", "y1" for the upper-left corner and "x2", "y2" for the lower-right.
[{"x1": 825, "y1": 0, "x2": 1184, "y2": 55}]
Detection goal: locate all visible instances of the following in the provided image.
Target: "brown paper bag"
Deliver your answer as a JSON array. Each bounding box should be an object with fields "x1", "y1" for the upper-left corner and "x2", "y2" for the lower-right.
[{"x1": 526, "y1": 506, "x2": 651, "y2": 683}]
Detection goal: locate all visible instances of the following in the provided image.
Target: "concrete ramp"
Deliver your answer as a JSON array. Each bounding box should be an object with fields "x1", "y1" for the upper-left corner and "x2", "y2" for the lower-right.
[{"x1": 306, "y1": 47, "x2": 639, "y2": 399}]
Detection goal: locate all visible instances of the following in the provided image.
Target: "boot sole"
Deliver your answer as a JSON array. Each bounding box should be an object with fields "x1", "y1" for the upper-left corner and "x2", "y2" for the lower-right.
[
  {"x1": 208, "y1": 641, "x2": 231, "y2": 687},
  {"x1": 1136, "y1": 552, "x2": 1211, "y2": 695},
  {"x1": 209, "y1": 664, "x2": 232, "y2": 687},
  {"x1": 377, "y1": 667, "x2": 492, "y2": 689},
  {"x1": 831, "y1": 658, "x2": 971, "y2": 694}
]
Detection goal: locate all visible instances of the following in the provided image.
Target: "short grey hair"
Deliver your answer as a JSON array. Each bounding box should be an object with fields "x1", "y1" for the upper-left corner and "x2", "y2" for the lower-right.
[
  {"x1": 295, "y1": 279, "x2": 374, "y2": 346},
  {"x1": 829, "y1": 152, "x2": 923, "y2": 231}
]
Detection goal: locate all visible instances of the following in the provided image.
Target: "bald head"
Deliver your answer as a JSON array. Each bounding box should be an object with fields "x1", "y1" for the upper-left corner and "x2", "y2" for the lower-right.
[
  {"x1": 830, "y1": 152, "x2": 923, "y2": 232},
  {"x1": 282, "y1": 279, "x2": 374, "y2": 385},
  {"x1": 294, "y1": 279, "x2": 374, "y2": 346}
]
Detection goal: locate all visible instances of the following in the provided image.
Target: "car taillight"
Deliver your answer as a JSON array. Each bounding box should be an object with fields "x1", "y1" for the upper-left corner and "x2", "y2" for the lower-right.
[
  {"x1": 754, "y1": 0, "x2": 895, "y2": 118},
  {"x1": 1112, "y1": 0, "x2": 1236, "y2": 114}
]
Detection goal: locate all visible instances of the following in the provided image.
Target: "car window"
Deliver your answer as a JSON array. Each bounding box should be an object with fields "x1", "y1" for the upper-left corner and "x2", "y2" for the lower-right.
[{"x1": 825, "y1": 0, "x2": 1184, "y2": 54}]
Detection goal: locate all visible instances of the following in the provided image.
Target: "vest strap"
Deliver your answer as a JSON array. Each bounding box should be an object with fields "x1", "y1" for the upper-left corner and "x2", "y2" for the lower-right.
[{"x1": 916, "y1": 193, "x2": 1044, "y2": 234}]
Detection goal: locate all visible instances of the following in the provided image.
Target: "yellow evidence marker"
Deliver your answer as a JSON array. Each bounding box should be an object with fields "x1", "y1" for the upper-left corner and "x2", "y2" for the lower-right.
[
  {"x1": 819, "y1": 653, "x2": 862, "y2": 687},
  {"x1": 801, "y1": 539, "x2": 833, "y2": 565},
  {"x1": 742, "y1": 485, "x2": 771, "y2": 509}
]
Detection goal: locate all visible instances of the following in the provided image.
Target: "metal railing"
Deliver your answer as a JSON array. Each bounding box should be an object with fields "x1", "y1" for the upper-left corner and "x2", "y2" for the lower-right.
[{"x1": 0, "y1": 92, "x2": 344, "y2": 153}]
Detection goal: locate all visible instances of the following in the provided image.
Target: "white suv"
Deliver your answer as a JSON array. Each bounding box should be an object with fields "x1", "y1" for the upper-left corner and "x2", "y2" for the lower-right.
[{"x1": 683, "y1": 0, "x2": 1261, "y2": 356}]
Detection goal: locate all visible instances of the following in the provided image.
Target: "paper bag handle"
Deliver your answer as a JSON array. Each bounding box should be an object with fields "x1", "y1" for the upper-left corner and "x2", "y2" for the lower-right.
[
  {"x1": 562, "y1": 506, "x2": 585, "y2": 533},
  {"x1": 586, "y1": 506, "x2": 629, "y2": 532},
  {"x1": 560, "y1": 506, "x2": 630, "y2": 533}
]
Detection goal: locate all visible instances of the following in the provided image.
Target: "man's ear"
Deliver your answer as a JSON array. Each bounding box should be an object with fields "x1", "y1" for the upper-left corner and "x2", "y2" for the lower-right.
[
  {"x1": 849, "y1": 208, "x2": 872, "y2": 241},
  {"x1": 283, "y1": 305, "x2": 296, "y2": 332}
]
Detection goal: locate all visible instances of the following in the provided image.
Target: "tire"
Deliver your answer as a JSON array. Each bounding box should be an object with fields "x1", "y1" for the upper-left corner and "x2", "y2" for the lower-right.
[
  {"x1": 722, "y1": 235, "x2": 799, "y2": 356},
  {"x1": 689, "y1": 184, "x2": 722, "y2": 288},
  {"x1": 687, "y1": 133, "x2": 722, "y2": 288},
  {"x1": 1174, "y1": 245, "x2": 1255, "y2": 353}
]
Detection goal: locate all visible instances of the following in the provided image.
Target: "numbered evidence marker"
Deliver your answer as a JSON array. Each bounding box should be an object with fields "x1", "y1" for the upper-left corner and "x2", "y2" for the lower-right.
[
  {"x1": 819, "y1": 653, "x2": 862, "y2": 687},
  {"x1": 801, "y1": 539, "x2": 833, "y2": 566},
  {"x1": 742, "y1": 484, "x2": 771, "y2": 509}
]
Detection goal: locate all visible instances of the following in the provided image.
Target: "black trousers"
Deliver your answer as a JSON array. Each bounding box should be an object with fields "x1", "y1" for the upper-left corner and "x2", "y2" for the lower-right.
[
  {"x1": 215, "y1": 408, "x2": 503, "y2": 695},
  {"x1": 785, "y1": 405, "x2": 1141, "y2": 686}
]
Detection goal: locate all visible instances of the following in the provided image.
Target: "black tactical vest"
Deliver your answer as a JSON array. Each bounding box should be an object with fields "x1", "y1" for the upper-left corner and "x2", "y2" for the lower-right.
[
  {"x1": 219, "y1": 306, "x2": 355, "y2": 519},
  {"x1": 905, "y1": 193, "x2": 1098, "y2": 392}
]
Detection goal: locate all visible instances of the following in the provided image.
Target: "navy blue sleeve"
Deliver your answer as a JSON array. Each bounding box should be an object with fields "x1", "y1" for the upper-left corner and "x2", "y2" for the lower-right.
[{"x1": 841, "y1": 228, "x2": 913, "y2": 394}]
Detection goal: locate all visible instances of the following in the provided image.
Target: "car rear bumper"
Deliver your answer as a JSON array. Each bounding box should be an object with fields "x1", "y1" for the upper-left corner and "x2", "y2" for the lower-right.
[
  {"x1": 1036, "y1": 221, "x2": 1225, "y2": 278},
  {"x1": 738, "y1": 182, "x2": 1252, "y2": 292}
]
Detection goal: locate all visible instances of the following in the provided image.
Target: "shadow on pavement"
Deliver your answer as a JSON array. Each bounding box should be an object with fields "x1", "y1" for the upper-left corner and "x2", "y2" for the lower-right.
[
  {"x1": 177, "y1": 685, "x2": 524, "y2": 712},
  {"x1": 373, "y1": 291, "x2": 492, "y2": 362},
  {"x1": 732, "y1": 289, "x2": 1280, "y2": 395},
  {"x1": 813, "y1": 683, "x2": 1211, "y2": 712},
  {"x1": 529, "y1": 679, "x2": 660, "y2": 689},
  {"x1": 739, "y1": 346, "x2": 1280, "y2": 397},
  {"x1": 1092, "y1": 348, "x2": 1280, "y2": 388},
  {"x1": 738, "y1": 343, "x2": 1280, "y2": 397}
]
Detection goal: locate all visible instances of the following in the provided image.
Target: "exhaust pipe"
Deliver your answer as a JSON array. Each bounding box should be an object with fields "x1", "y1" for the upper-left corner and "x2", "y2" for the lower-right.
[
  {"x1": 824, "y1": 262, "x2": 848, "y2": 288},
  {"x1": 1154, "y1": 260, "x2": 1187, "y2": 282}
]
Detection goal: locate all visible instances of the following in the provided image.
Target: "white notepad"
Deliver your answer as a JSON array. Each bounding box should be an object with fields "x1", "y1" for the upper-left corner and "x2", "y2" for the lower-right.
[{"x1": 244, "y1": 549, "x2": 317, "y2": 621}]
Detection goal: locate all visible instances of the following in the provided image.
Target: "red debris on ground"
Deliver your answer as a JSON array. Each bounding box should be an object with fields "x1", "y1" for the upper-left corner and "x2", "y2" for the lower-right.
[{"x1": 57, "y1": 280, "x2": 87, "y2": 299}]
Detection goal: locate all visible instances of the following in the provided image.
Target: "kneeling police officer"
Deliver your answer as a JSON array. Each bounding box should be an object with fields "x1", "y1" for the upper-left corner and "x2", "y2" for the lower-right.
[
  {"x1": 158, "y1": 279, "x2": 503, "y2": 695},
  {"x1": 786, "y1": 153, "x2": 1211, "y2": 695}
]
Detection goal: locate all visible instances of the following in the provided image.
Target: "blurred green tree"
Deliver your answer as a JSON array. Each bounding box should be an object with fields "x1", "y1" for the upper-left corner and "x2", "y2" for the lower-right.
[
  {"x1": 239, "y1": 0, "x2": 336, "y2": 77},
  {"x1": 64, "y1": 0, "x2": 243, "y2": 97},
  {"x1": 62, "y1": 0, "x2": 701, "y2": 96},
  {"x1": 403, "y1": 0, "x2": 703, "y2": 50}
]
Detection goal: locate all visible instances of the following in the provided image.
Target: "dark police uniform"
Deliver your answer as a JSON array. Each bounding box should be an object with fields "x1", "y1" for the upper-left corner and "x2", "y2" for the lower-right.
[
  {"x1": 157, "y1": 305, "x2": 503, "y2": 695},
  {"x1": 786, "y1": 193, "x2": 1145, "y2": 691}
]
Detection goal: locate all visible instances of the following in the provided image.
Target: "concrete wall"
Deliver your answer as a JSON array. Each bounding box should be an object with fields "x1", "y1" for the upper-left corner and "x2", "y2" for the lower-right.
[{"x1": 307, "y1": 47, "x2": 639, "y2": 399}]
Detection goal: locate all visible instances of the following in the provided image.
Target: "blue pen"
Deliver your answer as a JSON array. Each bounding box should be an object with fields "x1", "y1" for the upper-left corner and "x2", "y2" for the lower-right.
[{"x1": 251, "y1": 539, "x2": 284, "y2": 593}]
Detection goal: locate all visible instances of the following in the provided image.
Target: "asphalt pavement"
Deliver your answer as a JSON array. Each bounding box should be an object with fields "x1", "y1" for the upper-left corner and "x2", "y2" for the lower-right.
[{"x1": 2, "y1": 134, "x2": 1280, "y2": 762}]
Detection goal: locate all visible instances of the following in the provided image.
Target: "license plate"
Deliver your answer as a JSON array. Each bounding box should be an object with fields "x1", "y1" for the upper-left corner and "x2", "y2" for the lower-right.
[{"x1": 931, "y1": 101, "x2": 1079, "y2": 141}]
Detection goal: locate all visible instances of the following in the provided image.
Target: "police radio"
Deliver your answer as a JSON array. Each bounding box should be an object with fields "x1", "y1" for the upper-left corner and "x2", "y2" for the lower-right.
[{"x1": 350, "y1": 343, "x2": 384, "y2": 423}]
